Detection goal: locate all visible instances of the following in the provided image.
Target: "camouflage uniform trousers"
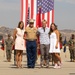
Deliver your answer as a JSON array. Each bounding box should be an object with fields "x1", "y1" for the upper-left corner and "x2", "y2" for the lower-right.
[
  {"x1": 6, "y1": 49, "x2": 12, "y2": 59},
  {"x1": 69, "y1": 49, "x2": 75, "y2": 61}
]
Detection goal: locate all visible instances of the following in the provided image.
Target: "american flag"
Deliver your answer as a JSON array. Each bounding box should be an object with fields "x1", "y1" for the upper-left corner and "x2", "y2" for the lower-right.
[
  {"x1": 20, "y1": 0, "x2": 54, "y2": 28},
  {"x1": 26, "y1": 6, "x2": 30, "y2": 25}
]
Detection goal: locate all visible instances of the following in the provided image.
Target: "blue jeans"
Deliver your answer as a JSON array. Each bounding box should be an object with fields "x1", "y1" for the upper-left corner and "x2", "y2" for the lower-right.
[{"x1": 26, "y1": 40, "x2": 37, "y2": 67}]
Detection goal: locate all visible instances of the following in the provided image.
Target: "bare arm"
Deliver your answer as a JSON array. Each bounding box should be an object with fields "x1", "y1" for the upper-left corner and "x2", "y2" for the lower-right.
[
  {"x1": 55, "y1": 30, "x2": 60, "y2": 48},
  {"x1": 13, "y1": 29, "x2": 17, "y2": 41}
]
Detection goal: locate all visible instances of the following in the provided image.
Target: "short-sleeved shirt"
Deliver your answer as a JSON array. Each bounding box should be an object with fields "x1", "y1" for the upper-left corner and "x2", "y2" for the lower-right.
[
  {"x1": 38, "y1": 27, "x2": 50, "y2": 44},
  {"x1": 25, "y1": 26, "x2": 37, "y2": 40}
]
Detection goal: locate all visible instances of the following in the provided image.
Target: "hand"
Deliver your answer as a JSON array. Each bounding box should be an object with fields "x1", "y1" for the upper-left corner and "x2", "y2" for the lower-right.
[
  {"x1": 24, "y1": 31, "x2": 27, "y2": 34},
  {"x1": 55, "y1": 44, "x2": 58, "y2": 49},
  {"x1": 36, "y1": 31, "x2": 40, "y2": 36},
  {"x1": 23, "y1": 36, "x2": 26, "y2": 40},
  {"x1": 12, "y1": 42, "x2": 15, "y2": 46}
]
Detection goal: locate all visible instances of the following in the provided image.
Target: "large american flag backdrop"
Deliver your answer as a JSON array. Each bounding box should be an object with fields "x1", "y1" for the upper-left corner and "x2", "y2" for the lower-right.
[{"x1": 20, "y1": 0, "x2": 54, "y2": 28}]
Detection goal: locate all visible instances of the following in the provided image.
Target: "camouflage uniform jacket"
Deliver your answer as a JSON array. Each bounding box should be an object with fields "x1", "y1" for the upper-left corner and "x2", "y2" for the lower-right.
[
  {"x1": 68, "y1": 39, "x2": 75, "y2": 50},
  {"x1": 5, "y1": 38, "x2": 13, "y2": 50}
]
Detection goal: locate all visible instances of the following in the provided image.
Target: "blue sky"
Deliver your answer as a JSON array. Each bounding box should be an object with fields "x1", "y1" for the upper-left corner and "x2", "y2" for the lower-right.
[{"x1": 0, "y1": 0, "x2": 75, "y2": 30}]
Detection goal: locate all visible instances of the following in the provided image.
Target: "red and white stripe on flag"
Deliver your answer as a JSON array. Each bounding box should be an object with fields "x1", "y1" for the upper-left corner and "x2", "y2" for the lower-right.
[{"x1": 20, "y1": 0, "x2": 54, "y2": 28}]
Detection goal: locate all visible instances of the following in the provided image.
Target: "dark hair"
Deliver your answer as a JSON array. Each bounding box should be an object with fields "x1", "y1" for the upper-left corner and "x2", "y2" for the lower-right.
[
  {"x1": 8, "y1": 34, "x2": 11, "y2": 37},
  {"x1": 71, "y1": 34, "x2": 74, "y2": 39},
  {"x1": 18, "y1": 21, "x2": 24, "y2": 29},
  {"x1": 49, "y1": 23, "x2": 57, "y2": 34}
]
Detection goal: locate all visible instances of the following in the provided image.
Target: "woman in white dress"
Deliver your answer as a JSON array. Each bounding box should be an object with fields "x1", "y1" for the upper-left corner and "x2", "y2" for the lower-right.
[
  {"x1": 13, "y1": 21, "x2": 25, "y2": 68},
  {"x1": 49, "y1": 23, "x2": 61, "y2": 69}
]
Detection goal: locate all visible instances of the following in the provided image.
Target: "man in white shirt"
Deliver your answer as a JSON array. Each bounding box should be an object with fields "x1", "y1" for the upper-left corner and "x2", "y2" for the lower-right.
[{"x1": 37, "y1": 20, "x2": 50, "y2": 68}]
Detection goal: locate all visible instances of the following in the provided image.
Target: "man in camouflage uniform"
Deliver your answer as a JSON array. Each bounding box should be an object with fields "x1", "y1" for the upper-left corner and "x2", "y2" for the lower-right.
[
  {"x1": 68, "y1": 34, "x2": 75, "y2": 62},
  {"x1": 5, "y1": 34, "x2": 13, "y2": 62}
]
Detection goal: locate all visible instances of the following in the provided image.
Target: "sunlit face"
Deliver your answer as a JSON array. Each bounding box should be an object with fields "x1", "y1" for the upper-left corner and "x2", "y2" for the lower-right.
[
  {"x1": 42, "y1": 22, "x2": 46, "y2": 28},
  {"x1": 20, "y1": 22, "x2": 24, "y2": 29},
  {"x1": 29, "y1": 22, "x2": 34, "y2": 28},
  {"x1": 51, "y1": 24, "x2": 56, "y2": 31}
]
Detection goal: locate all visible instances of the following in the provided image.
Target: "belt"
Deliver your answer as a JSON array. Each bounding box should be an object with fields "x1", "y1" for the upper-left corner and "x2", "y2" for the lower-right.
[{"x1": 26, "y1": 39, "x2": 37, "y2": 41}]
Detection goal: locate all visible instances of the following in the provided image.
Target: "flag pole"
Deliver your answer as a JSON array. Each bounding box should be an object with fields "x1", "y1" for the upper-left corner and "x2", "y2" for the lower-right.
[
  {"x1": 52, "y1": 0, "x2": 54, "y2": 23},
  {"x1": 20, "y1": 0, "x2": 23, "y2": 21}
]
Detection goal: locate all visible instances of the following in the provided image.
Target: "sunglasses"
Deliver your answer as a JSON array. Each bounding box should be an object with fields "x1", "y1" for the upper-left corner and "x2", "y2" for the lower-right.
[{"x1": 30, "y1": 22, "x2": 34, "y2": 24}]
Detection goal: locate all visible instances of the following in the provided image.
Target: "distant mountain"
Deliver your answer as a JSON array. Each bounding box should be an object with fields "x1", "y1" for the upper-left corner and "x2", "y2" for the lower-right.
[
  {"x1": 0, "y1": 26, "x2": 75, "y2": 41},
  {"x1": 0, "y1": 26, "x2": 14, "y2": 39},
  {"x1": 60, "y1": 29, "x2": 75, "y2": 33},
  {"x1": 59, "y1": 29, "x2": 75, "y2": 41}
]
